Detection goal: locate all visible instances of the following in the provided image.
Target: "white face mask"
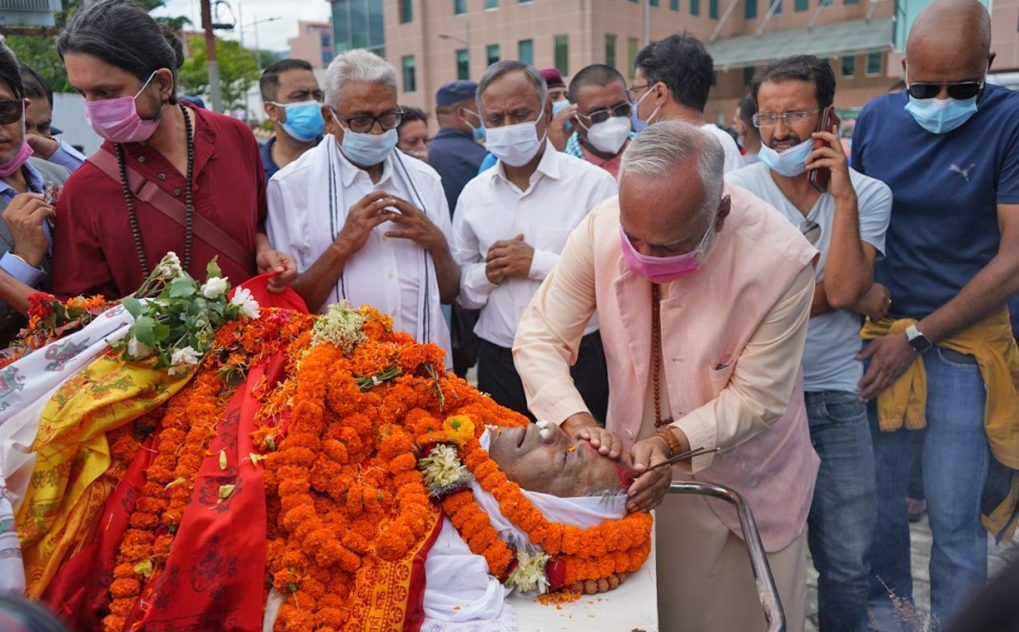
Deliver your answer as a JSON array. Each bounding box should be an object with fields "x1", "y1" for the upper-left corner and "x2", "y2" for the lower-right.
[
  {"x1": 582, "y1": 115, "x2": 631, "y2": 155},
  {"x1": 483, "y1": 113, "x2": 547, "y2": 167}
]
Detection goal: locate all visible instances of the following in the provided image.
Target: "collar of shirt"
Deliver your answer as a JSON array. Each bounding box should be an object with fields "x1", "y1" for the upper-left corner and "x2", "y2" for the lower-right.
[
  {"x1": 334, "y1": 141, "x2": 398, "y2": 189},
  {"x1": 0, "y1": 160, "x2": 43, "y2": 200},
  {"x1": 434, "y1": 128, "x2": 473, "y2": 141},
  {"x1": 491, "y1": 140, "x2": 562, "y2": 195}
]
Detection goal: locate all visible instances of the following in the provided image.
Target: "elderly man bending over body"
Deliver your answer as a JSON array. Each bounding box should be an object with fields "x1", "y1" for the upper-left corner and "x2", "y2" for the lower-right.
[
  {"x1": 267, "y1": 49, "x2": 458, "y2": 362},
  {"x1": 514, "y1": 121, "x2": 820, "y2": 632}
]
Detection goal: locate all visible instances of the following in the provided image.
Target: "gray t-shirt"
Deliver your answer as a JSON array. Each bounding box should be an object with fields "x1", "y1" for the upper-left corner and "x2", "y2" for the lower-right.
[{"x1": 726, "y1": 162, "x2": 892, "y2": 393}]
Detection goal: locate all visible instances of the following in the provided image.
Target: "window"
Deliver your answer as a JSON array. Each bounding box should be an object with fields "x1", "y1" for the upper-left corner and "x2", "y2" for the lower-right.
[
  {"x1": 332, "y1": 0, "x2": 385, "y2": 56},
  {"x1": 774, "y1": 0, "x2": 782, "y2": 13},
  {"x1": 401, "y1": 55, "x2": 416, "y2": 92},
  {"x1": 605, "y1": 33, "x2": 617, "y2": 67},
  {"x1": 670, "y1": 0, "x2": 680, "y2": 9},
  {"x1": 518, "y1": 39, "x2": 534, "y2": 65},
  {"x1": 486, "y1": 44, "x2": 500, "y2": 65},
  {"x1": 743, "y1": 66, "x2": 755, "y2": 86},
  {"x1": 454, "y1": 0, "x2": 467, "y2": 14},
  {"x1": 456, "y1": 48, "x2": 470, "y2": 80},
  {"x1": 745, "y1": 0, "x2": 757, "y2": 18},
  {"x1": 844, "y1": 0, "x2": 859, "y2": 4},
  {"x1": 795, "y1": 0, "x2": 807, "y2": 11},
  {"x1": 485, "y1": 0, "x2": 498, "y2": 8},
  {"x1": 710, "y1": 0, "x2": 718, "y2": 18},
  {"x1": 650, "y1": 0, "x2": 660, "y2": 5},
  {"x1": 866, "y1": 51, "x2": 882, "y2": 76},
  {"x1": 840, "y1": 55, "x2": 856, "y2": 78},
  {"x1": 627, "y1": 37, "x2": 639, "y2": 79},
  {"x1": 554, "y1": 34, "x2": 569, "y2": 76},
  {"x1": 399, "y1": 0, "x2": 412, "y2": 23},
  {"x1": 690, "y1": 0, "x2": 700, "y2": 16}
]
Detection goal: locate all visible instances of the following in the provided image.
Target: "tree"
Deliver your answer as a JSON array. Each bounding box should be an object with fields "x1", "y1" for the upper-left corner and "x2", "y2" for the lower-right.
[{"x1": 178, "y1": 36, "x2": 258, "y2": 113}]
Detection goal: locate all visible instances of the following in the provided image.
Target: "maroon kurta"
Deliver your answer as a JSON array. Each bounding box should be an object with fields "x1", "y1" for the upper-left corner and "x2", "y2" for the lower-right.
[{"x1": 53, "y1": 103, "x2": 266, "y2": 299}]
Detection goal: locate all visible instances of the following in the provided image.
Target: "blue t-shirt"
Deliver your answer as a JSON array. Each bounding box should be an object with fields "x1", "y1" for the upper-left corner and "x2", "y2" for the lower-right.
[
  {"x1": 851, "y1": 84, "x2": 1019, "y2": 319},
  {"x1": 261, "y1": 136, "x2": 280, "y2": 183}
]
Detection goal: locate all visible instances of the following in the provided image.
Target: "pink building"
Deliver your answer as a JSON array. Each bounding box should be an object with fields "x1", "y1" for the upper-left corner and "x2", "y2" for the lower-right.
[{"x1": 288, "y1": 20, "x2": 335, "y2": 68}]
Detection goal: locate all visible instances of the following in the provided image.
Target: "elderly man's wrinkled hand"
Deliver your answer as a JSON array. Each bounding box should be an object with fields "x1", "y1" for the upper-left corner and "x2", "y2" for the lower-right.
[
  {"x1": 857, "y1": 332, "x2": 917, "y2": 401},
  {"x1": 627, "y1": 435, "x2": 672, "y2": 512},
  {"x1": 336, "y1": 192, "x2": 398, "y2": 254},
  {"x1": 561, "y1": 412, "x2": 623, "y2": 460},
  {"x1": 384, "y1": 196, "x2": 446, "y2": 253}
]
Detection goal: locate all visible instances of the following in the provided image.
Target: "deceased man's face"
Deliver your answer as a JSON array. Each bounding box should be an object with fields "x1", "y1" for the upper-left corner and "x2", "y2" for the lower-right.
[{"x1": 488, "y1": 423, "x2": 623, "y2": 497}]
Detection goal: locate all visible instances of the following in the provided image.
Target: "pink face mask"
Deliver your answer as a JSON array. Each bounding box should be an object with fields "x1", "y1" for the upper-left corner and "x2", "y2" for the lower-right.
[
  {"x1": 0, "y1": 142, "x2": 33, "y2": 178},
  {"x1": 84, "y1": 72, "x2": 161, "y2": 143},
  {"x1": 619, "y1": 219, "x2": 716, "y2": 284}
]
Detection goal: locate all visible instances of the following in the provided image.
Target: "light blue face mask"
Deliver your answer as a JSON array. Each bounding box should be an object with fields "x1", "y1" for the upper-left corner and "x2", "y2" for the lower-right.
[
  {"x1": 904, "y1": 95, "x2": 978, "y2": 134},
  {"x1": 758, "y1": 137, "x2": 813, "y2": 177},
  {"x1": 461, "y1": 108, "x2": 485, "y2": 142},
  {"x1": 275, "y1": 100, "x2": 325, "y2": 142},
  {"x1": 552, "y1": 99, "x2": 572, "y2": 133}
]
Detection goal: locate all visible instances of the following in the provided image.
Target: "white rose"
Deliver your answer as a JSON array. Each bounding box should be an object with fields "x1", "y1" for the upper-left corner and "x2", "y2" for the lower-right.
[
  {"x1": 230, "y1": 287, "x2": 260, "y2": 320},
  {"x1": 155, "y1": 252, "x2": 183, "y2": 277},
  {"x1": 126, "y1": 337, "x2": 152, "y2": 360},
  {"x1": 201, "y1": 277, "x2": 229, "y2": 299},
  {"x1": 170, "y1": 345, "x2": 201, "y2": 367}
]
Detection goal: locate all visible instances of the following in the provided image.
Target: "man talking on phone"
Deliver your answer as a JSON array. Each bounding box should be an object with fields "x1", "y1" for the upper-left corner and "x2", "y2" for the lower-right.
[{"x1": 726, "y1": 55, "x2": 891, "y2": 632}]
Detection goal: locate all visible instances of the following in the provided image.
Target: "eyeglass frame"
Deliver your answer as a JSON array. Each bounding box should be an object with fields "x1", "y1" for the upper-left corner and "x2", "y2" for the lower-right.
[
  {"x1": 0, "y1": 99, "x2": 24, "y2": 126},
  {"x1": 576, "y1": 100, "x2": 633, "y2": 126},
  {"x1": 330, "y1": 107, "x2": 406, "y2": 134},
  {"x1": 625, "y1": 82, "x2": 656, "y2": 99},
  {"x1": 905, "y1": 80, "x2": 983, "y2": 101},
  {"x1": 752, "y1": 107, "x2": 822, "y2": 129},
  {"x1": 799, "y1": 219, "x2": 822, "y2": 245}
]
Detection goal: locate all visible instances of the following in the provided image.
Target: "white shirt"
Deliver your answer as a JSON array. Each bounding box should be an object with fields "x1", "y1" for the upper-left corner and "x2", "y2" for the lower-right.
[
  {"x1": 726, "y1": 162, "x2": 892, "y2": 392},
  {"x1": 702, "y1": 123, "x2": 746, "y2": 173},
  {"x1": 452, "y1": 142, "x2": 618, "y2": 348},
  {"x1": 267, "y1": 138, "x2": 453, "y2": 363}
]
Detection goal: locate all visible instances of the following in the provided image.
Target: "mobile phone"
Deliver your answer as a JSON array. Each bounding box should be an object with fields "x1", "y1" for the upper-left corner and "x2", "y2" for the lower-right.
[{"x1": 808, "y1": 107, "x2": 839, "y2": 193}]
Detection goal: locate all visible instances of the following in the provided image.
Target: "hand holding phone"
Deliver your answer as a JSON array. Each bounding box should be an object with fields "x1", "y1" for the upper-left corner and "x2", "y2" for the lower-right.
[{"x1": 808, "y1": 107, "x2": 840, "y2": 193}]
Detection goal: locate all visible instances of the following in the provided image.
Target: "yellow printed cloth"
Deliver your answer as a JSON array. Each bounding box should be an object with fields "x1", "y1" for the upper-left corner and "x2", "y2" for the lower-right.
[
  {"x1": 861, "y1": 308, "x2": 1019, "y2": 540},
  {"x1": 16, "y1": 356, "x2": 191, "y2": 597}
]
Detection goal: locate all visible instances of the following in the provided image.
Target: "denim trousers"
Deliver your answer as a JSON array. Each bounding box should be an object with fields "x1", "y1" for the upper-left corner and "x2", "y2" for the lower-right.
[
  {"x1": 866, "y1": 346, "x2": 989, "y2": 631},
  {"x1": 805, "y1": 390, "x2": 877, "y2": 632}
]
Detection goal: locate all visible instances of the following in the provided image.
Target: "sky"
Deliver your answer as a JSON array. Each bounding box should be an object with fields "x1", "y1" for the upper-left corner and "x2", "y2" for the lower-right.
[{"x1": 151, "y1": 0, "x2": 330, "y2": 52}]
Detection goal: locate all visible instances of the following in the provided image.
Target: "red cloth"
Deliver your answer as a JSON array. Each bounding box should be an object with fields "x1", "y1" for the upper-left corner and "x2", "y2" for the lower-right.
[
  {"x1": 125, "y1": 358, "x2": 280, "y2": 631},
  {"x1": 42, "y1": 436, "x2": 158, "y2": 631},
  {"x1": 231, "y1": 273, "x2": 308, "y2": 313},
  {"x1": 52, "y1": 103, "x2": 267, "y2": 300}
]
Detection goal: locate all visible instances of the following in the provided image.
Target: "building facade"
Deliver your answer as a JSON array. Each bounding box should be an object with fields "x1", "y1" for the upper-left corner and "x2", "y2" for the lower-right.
[
  {"x1": 330, "y1": 0, "x2": 1014, "y2": 129},
  {"x1": 288, "y1": 20, "x2": 336, "y2": 68}
]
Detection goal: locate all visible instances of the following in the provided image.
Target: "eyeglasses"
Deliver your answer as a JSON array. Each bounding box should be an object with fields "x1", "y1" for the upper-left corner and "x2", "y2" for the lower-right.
[
  {"x1": 578, "y1": 101, "x2": 633, "y2": 125},
  {"x1": 625, "y1": 84, "x2": 653, "y2": 98},
  {"x1": 906, "y1": 81, "x2": 983, "y2": 101},
  {"x1": 0, "y1": 100, "x2": 23, "y2": 125},
  {"x1": 332, "y1": 108, "x2": 405, "y2": 134},
  {"x1": 799, "y1": 219, "x2": 822, "y2": 245},
  {"x1": 752, "y1": 108, "x2": 821, "y2": 128}
]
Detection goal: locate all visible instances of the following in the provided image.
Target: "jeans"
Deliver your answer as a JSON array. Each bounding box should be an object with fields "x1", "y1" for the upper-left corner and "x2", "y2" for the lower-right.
[
  {"x1": 867, "y1": 346, "x2": 989, "y2": 631},
  {"x1": 805, "y1": 390, "x2": 877, "y2": 632}
]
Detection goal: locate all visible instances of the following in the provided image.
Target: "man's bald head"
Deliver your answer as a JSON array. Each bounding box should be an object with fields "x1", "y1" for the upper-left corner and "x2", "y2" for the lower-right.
[{"x1": 905, "y1": 0, "x2": 993, "y2": 85}]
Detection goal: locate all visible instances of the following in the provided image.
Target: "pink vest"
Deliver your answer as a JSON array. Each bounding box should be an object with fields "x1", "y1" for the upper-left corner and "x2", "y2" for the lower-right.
[{"x1": 591, "y1": 184, "x2": 820, "y2": 552}]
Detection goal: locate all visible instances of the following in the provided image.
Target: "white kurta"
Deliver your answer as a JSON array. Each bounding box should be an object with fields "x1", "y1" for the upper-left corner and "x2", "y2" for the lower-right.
[{"x1": 267, "y1": 138, "x2": 453, "y2": 364}]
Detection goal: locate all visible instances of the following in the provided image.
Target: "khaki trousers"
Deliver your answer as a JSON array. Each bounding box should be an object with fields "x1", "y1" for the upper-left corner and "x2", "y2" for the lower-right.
[{"x1": 655, "y1": 492, "x2": 807, "y2": 632}]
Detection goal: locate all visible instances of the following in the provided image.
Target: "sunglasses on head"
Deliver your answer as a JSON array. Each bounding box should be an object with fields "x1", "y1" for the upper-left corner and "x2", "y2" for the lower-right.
[
  {"x1": 906, "y1": 81, "x2": 982, "y2": 101},
  {"x1": 0, "y1": 100, "x2": 23, "y2": 125}
]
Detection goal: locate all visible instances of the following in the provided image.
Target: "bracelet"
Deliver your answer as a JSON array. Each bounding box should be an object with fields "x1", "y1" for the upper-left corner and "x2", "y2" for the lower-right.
[{"x1": 655, "y1": 428, "x2": 682, "y2": 459}]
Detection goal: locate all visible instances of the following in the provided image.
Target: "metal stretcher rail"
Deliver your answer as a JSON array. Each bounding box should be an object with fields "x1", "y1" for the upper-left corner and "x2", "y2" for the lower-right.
[{"x1": 667, "y1": 482, "x2": 786, "y2": 632}]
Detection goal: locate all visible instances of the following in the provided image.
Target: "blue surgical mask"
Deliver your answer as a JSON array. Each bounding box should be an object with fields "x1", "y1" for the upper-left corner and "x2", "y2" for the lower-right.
[
  {"x1": 332, "y1": 111, "x2": 397, "y2": 166},
  {"x1": 758, "y1": 138, "x2": 813, "y2": 177},
  {"x1": 274, "y1": 100, "x2": 325, "y2": 142},
  {"x1": 904, "y1": 95, "x2": 978, "y2": 135},
  {"x1": 552, "y1": 99, "x2": 572, "y2": 133},
  {"x1": 631, "y1": 88, "x2": 661, "y2": 134},
  {"x1": 462, "y1": 108, "x2": 486, "y2": 142}
]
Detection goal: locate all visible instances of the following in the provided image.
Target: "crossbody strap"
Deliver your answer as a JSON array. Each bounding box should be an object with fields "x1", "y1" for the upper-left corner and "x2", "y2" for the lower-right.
[{"x1": 87, "y1": 149, "x2": 252, "y2": 272}]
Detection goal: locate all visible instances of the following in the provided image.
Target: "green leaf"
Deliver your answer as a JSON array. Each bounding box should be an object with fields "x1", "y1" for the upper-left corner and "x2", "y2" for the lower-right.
[
  {"x1": 152, "y1": 323, "x2": 171, "y2": 343},
  {"x1": 122, "y1": 297, "x2": 143, "y2": 318},
  {"x1": 169, "y1": 277, "x2": 196, "y2": 299},
  {"x1": 132, "y1": 316, "x2": 157, "y2": 346},
  {"x1": 206, "y1": 257, "x2": 222, "y2": 280}
]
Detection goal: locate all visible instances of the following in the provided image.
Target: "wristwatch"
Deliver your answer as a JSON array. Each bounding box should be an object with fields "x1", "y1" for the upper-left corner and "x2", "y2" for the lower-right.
[{"x1": 905, "y1": 324, "x2": 934, "y2": 353}]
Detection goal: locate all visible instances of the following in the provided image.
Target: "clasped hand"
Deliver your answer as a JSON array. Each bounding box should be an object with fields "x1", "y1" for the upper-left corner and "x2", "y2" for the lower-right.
[
  {"x1": 337, "y1": 192, "x2": 444, "y2": 254},
  {"x1": 485, "y1": 234, "x2": 533, "y2": 284}
]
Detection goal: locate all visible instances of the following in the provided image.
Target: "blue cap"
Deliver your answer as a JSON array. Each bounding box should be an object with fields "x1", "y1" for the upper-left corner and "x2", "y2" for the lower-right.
[{"x1": 436, "y1": 80, "x2": 478, "y2": 107}]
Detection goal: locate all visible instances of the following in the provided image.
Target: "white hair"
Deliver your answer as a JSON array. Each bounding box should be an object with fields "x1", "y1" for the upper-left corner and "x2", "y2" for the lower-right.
[
  {"x1": 324, "y1": 48, "x2": 398, "y2": 108},
  {"x1": 619, "y1": 120, "x2": 726, "y2": 218}
]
